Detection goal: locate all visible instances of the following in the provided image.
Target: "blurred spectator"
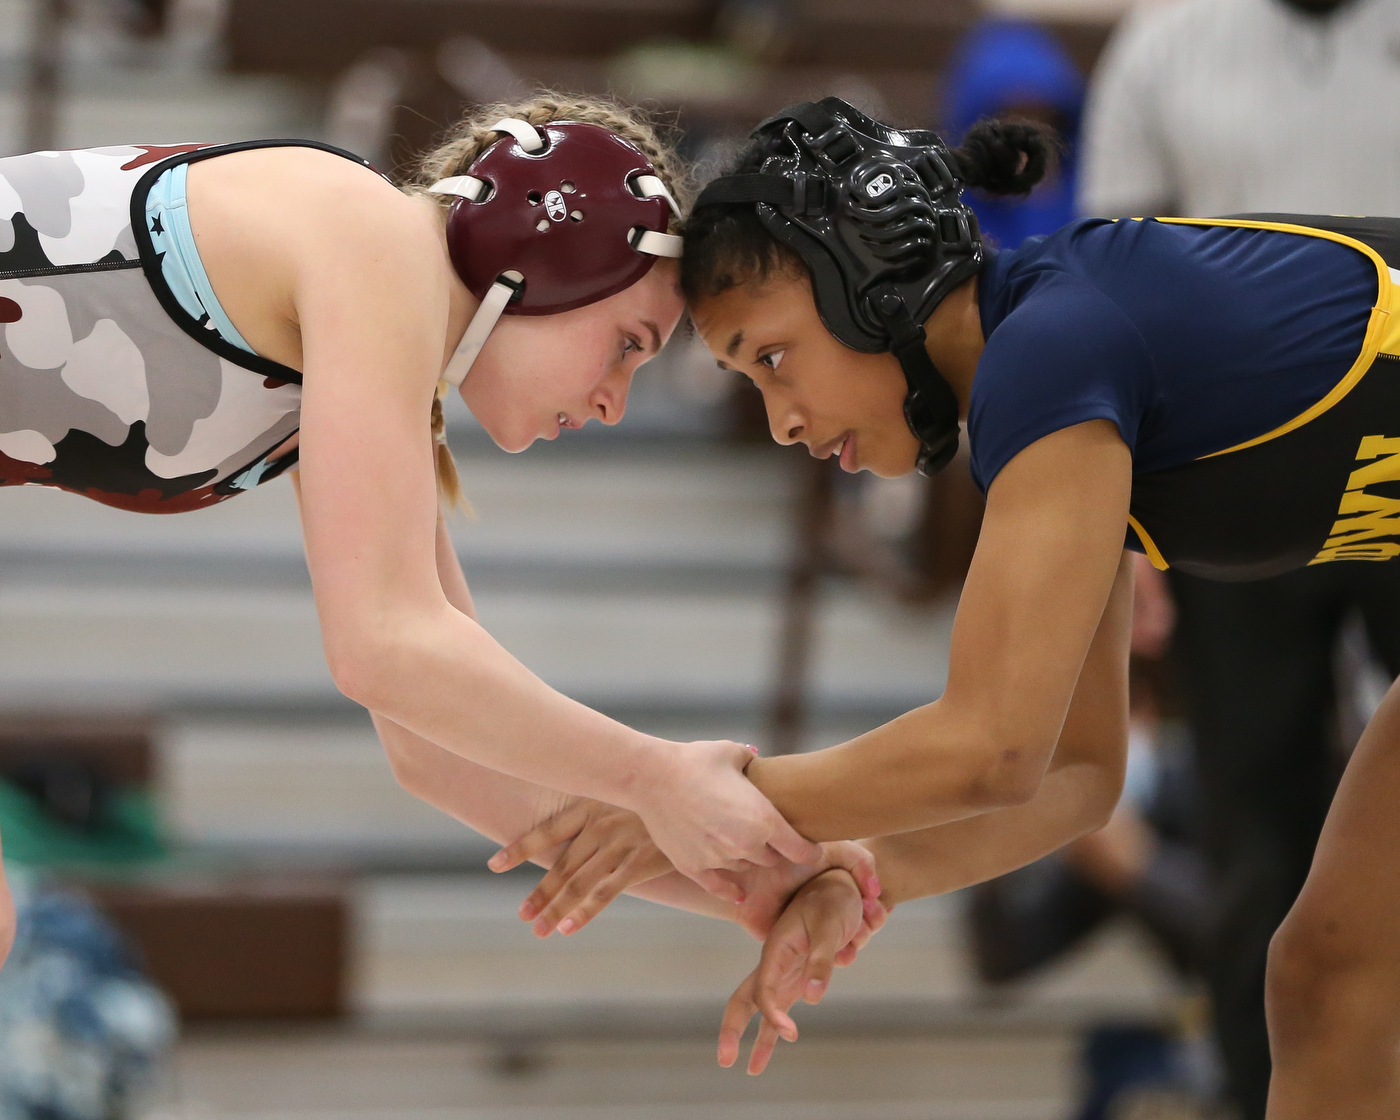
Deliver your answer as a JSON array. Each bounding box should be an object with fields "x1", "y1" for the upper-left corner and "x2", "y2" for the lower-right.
[
  {"x1": 0, "y1": 870, "x2": 175, "y2": 1120},
  {"x1": 941, "y1": 20, "x2": 1084, "y2": 249},
  {"x1": 1081, "y1": 0, "x2": 1400, "y2": 1116},
  {"x1": 1082, "y1": 0, "x2": 1400, "y2": 218}
]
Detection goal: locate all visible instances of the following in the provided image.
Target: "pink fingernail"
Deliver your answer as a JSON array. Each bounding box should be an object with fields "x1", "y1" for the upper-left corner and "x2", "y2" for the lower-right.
[
  {"x1": 867, "y1": 877, "x2": 882, "y2": 897},
  {"x1": 747, "y1": 744, "x2": 759, "y2": 755},
  {"x1": 558, "y1": 918, "x2": 576, "y2": 935}
]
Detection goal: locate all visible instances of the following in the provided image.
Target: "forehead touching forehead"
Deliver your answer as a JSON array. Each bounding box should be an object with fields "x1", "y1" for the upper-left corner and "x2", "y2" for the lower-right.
[
  {"x1": 691, "y1": 264, "x2": 816, "y2": 358},
  {"x1": 623, "y1": 258, "x2": 685, "y2": 330}
]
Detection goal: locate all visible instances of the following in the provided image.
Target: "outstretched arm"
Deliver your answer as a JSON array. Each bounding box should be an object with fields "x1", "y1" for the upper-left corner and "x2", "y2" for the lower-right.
[
  {"x1": 745, "y1": 420, "x2": 1134, "y2": 841},
  {"x1": 504, "y1": 549, "x2": 1129, "y2": 933},
  {"x1": 865, "y1": 547, "x2": 1133, "y2": 905},
  {"x1": 727, "y1": 559, "x2": 1132, "y2": 1067},
  {"x1": 288, "y1": 172, "x2": 816, "y2": 883},
  {"x1": 342, "y1": 497, "x2": 736, "y2": 917}
]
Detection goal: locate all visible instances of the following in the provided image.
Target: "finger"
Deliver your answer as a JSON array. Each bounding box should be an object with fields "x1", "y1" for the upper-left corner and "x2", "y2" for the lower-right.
[
  {"x1": 755, "y1": 980, "x2": 799, "y2": 1043},
  {"x1": 765, "y1": 820, "x2": 822, "y2": 867},
  {"x1": 518, "y1": 832, "x2": 600, "y2": 921},
  {"x1": 532, "y1": 852, "x2": 619, "y2": 937},
  {"x1": 557, "y1": 865, "x2": 639, "y2": 936},
  {"x1": 489, "y1": 804, "x2": 590, "y2": 872},
  {"x1": 834, "y1": 945, "x2": 859, "y2": 967},
  {"x1": 863, "y1": 896, "x2": 891, "y2": 933},
  {"x1": 825, "y1": 844, "x2": 882, "y2": 900},
  {"x1": 694, "y1": 869, "x2": 746, "y2": 904},
  {"x1": 718, "y1": 976, "x2": 759, "y2": 1069},
  {"x1": 519, "y1": 859, "x2": 574, "y2": 923},
  {"x1": 801, "y1": 949, "x2": 837, "y2": 1005},
  {"x1": 747, "y1": 1017, "x2": 784, "y2": 1076},
  {"x1": 745, "y1": 846, "x2": 782, "y2": 869},
  {"x1": 851, "y1": 900, "x2": 889, "y2": 950}
]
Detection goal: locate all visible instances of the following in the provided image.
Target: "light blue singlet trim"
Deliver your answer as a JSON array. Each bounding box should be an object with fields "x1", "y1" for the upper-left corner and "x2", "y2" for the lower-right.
[{"x1": 145, "y1": 163, "x2": 257, "y2": 357}]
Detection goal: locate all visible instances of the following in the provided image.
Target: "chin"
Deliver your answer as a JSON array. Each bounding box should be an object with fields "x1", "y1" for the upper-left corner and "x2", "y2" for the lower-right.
[
  {"x1": 478, "y1": 415, "x2": 538, "y2": 454},
  {"x1": 868, "y1": 452, "x2": 922, "y2": 479}
]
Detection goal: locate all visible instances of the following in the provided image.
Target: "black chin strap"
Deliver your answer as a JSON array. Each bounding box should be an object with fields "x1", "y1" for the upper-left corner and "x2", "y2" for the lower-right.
[{"x1": 871, "y1": 286, "x2": 961, "y2": 477}]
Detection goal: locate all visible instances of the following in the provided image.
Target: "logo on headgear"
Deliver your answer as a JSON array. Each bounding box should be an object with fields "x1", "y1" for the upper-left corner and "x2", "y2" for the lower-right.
[
  {"x1": 544, "y1": 190, "x2": 567, "y2": 221},
  {"x1": 866, "y1": 173, "x2": 895, "y2": 198}
]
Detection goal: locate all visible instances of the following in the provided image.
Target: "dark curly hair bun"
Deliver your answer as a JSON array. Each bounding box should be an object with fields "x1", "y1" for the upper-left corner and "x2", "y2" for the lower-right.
[{"x1": 952, "y1": 118, "x2": 1056, "y2": 197}]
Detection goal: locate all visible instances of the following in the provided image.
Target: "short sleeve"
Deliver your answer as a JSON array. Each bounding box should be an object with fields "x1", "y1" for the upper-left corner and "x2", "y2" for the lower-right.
[
  {"x1": 1078, "y1": 2, "x2": 1180, "y2": 218},
  {"x1": 967, "y1": 275, "x2": 1154, "y2": 492}
]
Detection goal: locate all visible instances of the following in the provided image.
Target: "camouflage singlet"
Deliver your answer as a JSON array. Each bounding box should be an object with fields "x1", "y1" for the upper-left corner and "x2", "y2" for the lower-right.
[{"x1": 0, "y1": 139, "x2": 374, "y2": 513}]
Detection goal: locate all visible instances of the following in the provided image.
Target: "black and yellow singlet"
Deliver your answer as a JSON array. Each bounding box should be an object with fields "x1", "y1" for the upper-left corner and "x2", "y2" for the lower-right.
[{"x1": 969, "y1": 214, "x2": 1400, "y2": 581}]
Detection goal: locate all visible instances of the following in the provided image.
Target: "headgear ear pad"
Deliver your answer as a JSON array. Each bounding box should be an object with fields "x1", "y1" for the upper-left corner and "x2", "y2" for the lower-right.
[{"x1": 444, "y1": 121, "x2": 675, "y2": 316}]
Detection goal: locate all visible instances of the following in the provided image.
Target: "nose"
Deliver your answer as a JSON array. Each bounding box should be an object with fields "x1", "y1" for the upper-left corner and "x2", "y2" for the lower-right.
[
  {"x1": 764, "y1": 392, "x2": 804, "y2": 447},
  {"x1": 591, "y1": 364, "x2": 634, "y2": 426}
]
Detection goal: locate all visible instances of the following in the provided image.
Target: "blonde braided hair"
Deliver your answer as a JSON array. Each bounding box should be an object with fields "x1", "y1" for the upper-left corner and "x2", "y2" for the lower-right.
[{"x1": 407, "y1": 92, "x2": 689, "y2": 511}]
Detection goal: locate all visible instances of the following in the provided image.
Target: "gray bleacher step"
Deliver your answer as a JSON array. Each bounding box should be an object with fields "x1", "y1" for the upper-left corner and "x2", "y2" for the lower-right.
[
  {"x1": 144, "y1": 872, "x2": 1180, "y2": 1120},
  {"x1": 0, "y1": 577, "x2": 951, "y2": 711},
  {"x1": 353, "y1": 876, "x2": 1183, "y2": 1034},
  {"x1": 157, "y1": 1030, "x2": 1078, "y2": 1120},
  {"x1": 0, "y1": 445, "x2": 793, "y2": 578}
]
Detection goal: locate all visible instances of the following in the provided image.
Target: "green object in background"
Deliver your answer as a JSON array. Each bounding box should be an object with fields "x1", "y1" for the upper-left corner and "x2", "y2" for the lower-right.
[
  {"x1": 0, "y1": 777, "x2": 165, "y2": 868},
  {"x1": 607, "y1": 40, "x2": 760, "y2": 103}
]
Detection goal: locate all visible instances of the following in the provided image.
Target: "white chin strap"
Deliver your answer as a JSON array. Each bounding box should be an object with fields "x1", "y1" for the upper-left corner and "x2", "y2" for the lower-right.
[
  {"x1": 631, "y1": 173, "x2": 684, "y2": 257},
  {"x1": 441, "y1": 271, "x2": 523, "y2": 389},
  {"x1": 432, "y1": 119, "x2": 686, "y2": 388}
]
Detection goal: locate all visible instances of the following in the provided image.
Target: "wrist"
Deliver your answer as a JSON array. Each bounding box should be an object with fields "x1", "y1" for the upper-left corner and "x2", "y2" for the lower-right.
[
  {"x1": 808, "y1": 866, "x2": 860, "y2": 901},
  {"x1": 610, "y1": 734, "x2": 671, "y2": 814}
]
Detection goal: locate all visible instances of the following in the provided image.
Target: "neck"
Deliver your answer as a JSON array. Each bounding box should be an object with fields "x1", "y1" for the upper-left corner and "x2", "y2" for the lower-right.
[
  {"x1": 413, "y1": 195, "x2": 481, "y2": 376},
  {"x1": 922, "y1": 276, "x2": 983, "y2": 417}
]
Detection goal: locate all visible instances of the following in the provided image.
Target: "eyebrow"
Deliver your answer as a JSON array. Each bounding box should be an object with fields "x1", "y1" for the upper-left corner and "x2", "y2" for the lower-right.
[
  {"x1": 725, "y1": 329, "x2": 744, "y2": 358},
  {"x1": 642, "y1": 320, "x2": 662, "y2": 355}
]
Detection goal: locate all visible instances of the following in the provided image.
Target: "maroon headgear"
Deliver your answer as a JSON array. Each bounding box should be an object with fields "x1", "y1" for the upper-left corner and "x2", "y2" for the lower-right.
[{"x1": 430, "y1": 118, "x2": 682, "y2": 387}]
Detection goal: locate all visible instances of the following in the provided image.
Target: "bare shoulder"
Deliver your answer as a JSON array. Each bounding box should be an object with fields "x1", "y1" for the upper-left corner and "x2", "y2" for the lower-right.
[
  {"x1": 184, "y1": 144, "x2": 449, "y2": 368},
  {"x1": 189, "y1": 144, "x2": 442, "y2": 268}
]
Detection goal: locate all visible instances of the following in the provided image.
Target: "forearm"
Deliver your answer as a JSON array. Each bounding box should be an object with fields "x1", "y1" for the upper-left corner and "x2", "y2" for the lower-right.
[
  {"x1": 861, "y1": 553, "x2": 1134, "y2": 903},
  {"x1": 375, "y1": 713, "x2": 572, "y2": 845},
  {"x1": 377, "y1": 717, "x2": 735, "y2": 921},
  {"x1": 346, "y1": 606, "x2": 666, "y2": 810},
  {"x1": 746, "y1": 700, "x2": 1018, "y2": 842},
  {"x1": 306, "y1": 475, "x2": 660, "y2": 812},
  {"x1": 746, "y1": 434, "x2": 1134, "y2": 844},
  {"x1": 865, "y1": 754, "x2": 1122, "y2": 905},
  {"x1": 624, "y1": 872, "x2": 737, "y2": 921}
]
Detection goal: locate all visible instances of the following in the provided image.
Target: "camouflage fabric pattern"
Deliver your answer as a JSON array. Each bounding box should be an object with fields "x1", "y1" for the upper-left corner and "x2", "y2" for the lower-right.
[{"x1": 0, "y1": 144, "x2": 302, "y2": 513}]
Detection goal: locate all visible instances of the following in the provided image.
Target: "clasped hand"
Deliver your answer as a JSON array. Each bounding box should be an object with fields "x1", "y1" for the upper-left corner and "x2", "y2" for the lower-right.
[
  {"x1": 625, "y1": 739, "x2": 823, "y2": 888},
  {"x1": 489, "y1": 796, "x2": 880, "y2": 939},
  {"x1": 491, "y1": 794, "x2": 890, "y2": 1075}
]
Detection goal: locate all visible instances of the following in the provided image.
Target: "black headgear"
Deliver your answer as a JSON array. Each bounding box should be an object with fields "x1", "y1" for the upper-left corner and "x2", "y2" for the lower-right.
[{"x1": 694, "y1": 97, "x2": 982, "y2": 476}]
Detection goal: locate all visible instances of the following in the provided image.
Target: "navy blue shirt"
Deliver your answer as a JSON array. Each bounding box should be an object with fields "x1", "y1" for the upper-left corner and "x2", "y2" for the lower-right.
[{"x1": 968, "y1": 218, "x2": 1378, "y2": 494}]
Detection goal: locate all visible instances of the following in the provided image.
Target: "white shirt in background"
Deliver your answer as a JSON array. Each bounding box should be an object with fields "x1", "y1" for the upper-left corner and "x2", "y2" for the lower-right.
[{"x1": 1080, "y1": 0, "x2": 1400, "y2": 217}]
